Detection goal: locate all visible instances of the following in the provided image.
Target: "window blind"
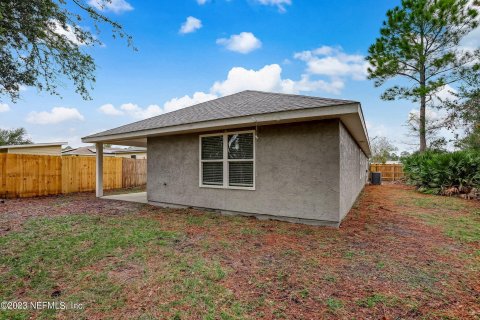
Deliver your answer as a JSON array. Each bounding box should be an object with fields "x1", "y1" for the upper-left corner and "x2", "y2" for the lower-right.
[
  {"x1": 228, "y1": 133, "x2": 254, "y2": 187},
  {"x1": 202, "y1": 162, "x2": 223, "y2": 185},
  {"x1": 229, "y1": 161, "x2": 254, "y2": 187},
  {"x1": 201, "y1": 136, "x2": 223, "y2": 160},
  {"x1": 228, "y1": 133, "x2": 254, "y2": 159}
]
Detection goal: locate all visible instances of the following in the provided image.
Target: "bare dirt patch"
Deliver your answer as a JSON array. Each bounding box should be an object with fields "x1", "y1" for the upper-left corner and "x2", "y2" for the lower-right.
[{"x1": 0, "y1": 193, "x2": 146, "y2": 235}]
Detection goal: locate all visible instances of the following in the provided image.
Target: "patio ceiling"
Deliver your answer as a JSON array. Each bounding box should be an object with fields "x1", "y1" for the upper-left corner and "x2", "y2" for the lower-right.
[{"x1": 102, "y1": 137, "x2": 147, "y2": 148}]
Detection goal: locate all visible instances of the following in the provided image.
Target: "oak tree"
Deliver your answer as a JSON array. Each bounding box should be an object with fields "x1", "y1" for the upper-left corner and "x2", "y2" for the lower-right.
[
  {"x1": 0, "y1": 127, "x2": 32, "y2": 145},
  {"x1": 0, "y1": 0, "x2": 133, "y2": 102}
]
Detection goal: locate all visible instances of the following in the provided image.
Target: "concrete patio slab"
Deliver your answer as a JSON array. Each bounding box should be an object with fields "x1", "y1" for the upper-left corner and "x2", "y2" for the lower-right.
[{"x1": 102, "y1": 192, "x2": 147, "y2": 204}]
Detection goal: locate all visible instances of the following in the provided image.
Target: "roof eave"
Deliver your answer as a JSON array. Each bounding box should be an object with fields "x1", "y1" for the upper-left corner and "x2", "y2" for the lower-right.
[
  {"x1": 82, "y1": 104, "x2": 371, "y2": 156},
  {"x1": 0, "y1": 142, "x2": 68, "y2": 149}
]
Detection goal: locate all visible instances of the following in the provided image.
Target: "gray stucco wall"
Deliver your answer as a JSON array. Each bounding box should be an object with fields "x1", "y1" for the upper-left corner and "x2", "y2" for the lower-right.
[
  {"x1": 147, "y1": 120, "x2": 342, "y2": 223},
  {"x1": 339, "y1": 122, "x2": 368, "y2": 220}
]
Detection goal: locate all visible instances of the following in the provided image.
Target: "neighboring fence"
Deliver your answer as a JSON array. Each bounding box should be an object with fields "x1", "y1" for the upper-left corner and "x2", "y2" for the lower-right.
[
  {"x1": 0, "y1": 154, "x2": 147, "y2": 198},
  {"x1": 369, "y1": 163, "x2": 404, "y2": 181},
  {"x1": 122, "y1": 158, "x2": 147, "y2": 188},
  {"x1": 0, "y1": 154, "x2": 62, "y2": 198}
]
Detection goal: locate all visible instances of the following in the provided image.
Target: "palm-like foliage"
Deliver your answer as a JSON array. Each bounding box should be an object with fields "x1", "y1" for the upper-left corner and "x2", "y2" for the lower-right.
[{"x1": 402, "y1": 151, "x2": 480, "y2": 194}]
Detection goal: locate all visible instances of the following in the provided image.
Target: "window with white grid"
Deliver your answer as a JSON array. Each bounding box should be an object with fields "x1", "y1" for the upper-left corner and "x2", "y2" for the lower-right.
[{"x1": 200, "y1": 131, "x2": 255, "y2": 190}]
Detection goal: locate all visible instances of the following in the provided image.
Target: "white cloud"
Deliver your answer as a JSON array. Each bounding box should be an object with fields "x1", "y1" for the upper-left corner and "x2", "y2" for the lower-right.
[
  {"x1": 120, "y1": 103, "x2": 163, "y2": 119},
  {"x1": 26, "y1": 107, "x2": 85, "y2": 125},
  {"x1": 197, "y1": 0, "x2": 208, "y2": 4},
  {"x1": 163, "y1": 92, "x2": 218, "y2": 113},
  {"x1": 294, "y1": 46, "x2": 369, "y2": 80},
  {"x1": 282, "y1": 74, "x2": 345, "y2": 94},
  {"x1": 88, "y1": 0, "x2": 133, "y2": 13},
  {"x1": 216, "y1": 32, "x2": 262, "y2": 54},
  {"x1": 98, "y1": 103, "x2": 124, "y2": 116},
  {"x1": 50, "y1": 21, "x2": 87, "y2": 46},
  {"x1": 288, "y1": 45, "x2": 370, "y2": 94},
  {"x1": 460, "y1": 1, "x2": 480, "y2": 51},
  {"x1": 255, "y1": 0, "x2": 292, "y2": 13},
  {"x1": 179, "y1": 16, "x2": 202, "y2": 34},
  {"x1": 211, "y1": 64, "x2": 289, "y2": 95},
  {"x1": 408, "y1": 107, "x2": 446, "y2": 124},
  {"x1": 210, "y1": 64, "x2": 343, "y2": 95},
  {"x1": 0, "y1": 103, "x2": 10, "y2": 113},
  {"x1": 98, "y1": 93, "x2": 217, "y2": 120},
  {"x1": 460, "y1": 26, "x2": 480, "y2": 52},
  {"x1": 433, "y1": 84, "x2": 457, "y2": 103},
  {"x1": 366, "y1": 121, "x2": 389, "y2": 138},
  {"x1": 366, "y1": 120, "x2": 411, "y2": 152}
]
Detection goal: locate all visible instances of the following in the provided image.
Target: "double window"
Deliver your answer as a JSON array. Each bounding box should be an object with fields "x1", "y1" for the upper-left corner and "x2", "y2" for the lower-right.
[{"x1": 200, "y1": 130, "x2": 255, "y2": 190}]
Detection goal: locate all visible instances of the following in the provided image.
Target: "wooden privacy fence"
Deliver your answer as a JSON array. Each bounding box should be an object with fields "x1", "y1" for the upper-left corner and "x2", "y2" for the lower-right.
[
  {"x1": 122, "y1": 158, "x2": 147, "y2": 188},
  {"x1": 370, "y1": 163, "x2": 404, "y2": 181},
  {"x1": 0, "y1": 154, "x2": 147, "y2": 198}
]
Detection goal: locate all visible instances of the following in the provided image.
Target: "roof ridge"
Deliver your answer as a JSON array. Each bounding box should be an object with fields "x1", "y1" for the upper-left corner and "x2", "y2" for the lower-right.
[{"x1": 243, "y1": 90, "x2": 358, "y2": 104}]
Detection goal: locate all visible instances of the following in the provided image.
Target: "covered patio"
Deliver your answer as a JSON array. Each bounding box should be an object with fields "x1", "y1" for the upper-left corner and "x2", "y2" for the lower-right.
[
  {"x1": 91, "y1": 137, "x2": 146, "y2": 198},
  {"x1": 102, "y1": 191, "x2": 148, "y2": 203}
]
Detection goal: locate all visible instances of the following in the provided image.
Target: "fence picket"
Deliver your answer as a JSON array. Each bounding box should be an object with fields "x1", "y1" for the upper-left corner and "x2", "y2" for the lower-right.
[
  {"x1": 0, "y1": 154, "x2": 146, "y2": 198},
  {"x1": 369, "y1": 163, "x2": 404, "y2": 181}
]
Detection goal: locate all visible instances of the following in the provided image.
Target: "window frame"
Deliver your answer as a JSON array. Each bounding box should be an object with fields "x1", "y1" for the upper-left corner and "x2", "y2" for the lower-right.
[{"x1": 199, "y1": 130, "x2": 256, "y2": 190}]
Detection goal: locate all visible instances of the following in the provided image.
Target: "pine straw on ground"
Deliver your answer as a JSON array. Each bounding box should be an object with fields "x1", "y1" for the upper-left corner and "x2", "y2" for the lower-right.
[{"x1": 0, "y1": 185, "x2": 479, "y2": 319}]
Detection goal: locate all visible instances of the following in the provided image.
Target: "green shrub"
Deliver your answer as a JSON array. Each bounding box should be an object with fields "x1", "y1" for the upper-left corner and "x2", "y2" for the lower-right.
[{"x1": 401, "y1": 150, "x2": 480, "y2": 194}]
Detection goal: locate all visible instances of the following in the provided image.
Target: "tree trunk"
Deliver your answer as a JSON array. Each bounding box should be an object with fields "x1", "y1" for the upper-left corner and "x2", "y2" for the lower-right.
[
  {"x1": 419, "y1": 64, "x2": 427, "y2": 152},
  {"x1": 419, "y1": 95, "x2": 427, "y2": 152}
]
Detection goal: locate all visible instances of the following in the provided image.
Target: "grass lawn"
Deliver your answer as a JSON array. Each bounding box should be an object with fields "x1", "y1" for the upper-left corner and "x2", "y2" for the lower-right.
[{"x1": 0, "y1": 184, "x2": 479, "y2": 319}]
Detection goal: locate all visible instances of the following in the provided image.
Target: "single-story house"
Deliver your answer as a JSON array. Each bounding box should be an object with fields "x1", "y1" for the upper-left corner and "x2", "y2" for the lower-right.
[
  {"x1": 0, "y1": 142, "x2": 67, "y2": 156},
  {"x1": 62, "y1": 146, "x2": 147, "y2": 159},
  {"x1": 82, "y1": 90, "x2": 371, "y2": 226}
]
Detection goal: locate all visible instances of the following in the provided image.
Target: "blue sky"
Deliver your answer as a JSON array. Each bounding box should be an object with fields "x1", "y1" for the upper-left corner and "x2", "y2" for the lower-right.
[{"x1": 2, "y1": 0, "x2": 476, "y2": 151}]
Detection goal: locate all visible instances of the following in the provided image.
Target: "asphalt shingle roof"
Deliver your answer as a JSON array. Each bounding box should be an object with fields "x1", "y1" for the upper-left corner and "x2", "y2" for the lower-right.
[{"x1": 85, "y1": 90, "x2": 358, "y2": 139}]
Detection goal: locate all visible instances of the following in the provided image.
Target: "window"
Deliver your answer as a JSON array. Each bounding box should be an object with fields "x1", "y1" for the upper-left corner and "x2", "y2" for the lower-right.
[
  {"x1": 200, "y1": 131, "x2": 255, "y2": 189},
  {"x1": 200, "y1": 135, "x2": 223, "y2": 186},
  {"x1": 131, "y1": 155, "x2": 137, "y2": 159}
]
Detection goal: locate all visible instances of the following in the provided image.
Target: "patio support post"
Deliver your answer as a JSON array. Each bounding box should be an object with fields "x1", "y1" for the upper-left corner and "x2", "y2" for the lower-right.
[{"x1": 96, "y1": 142, "x2": 104, "y2": 197}]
